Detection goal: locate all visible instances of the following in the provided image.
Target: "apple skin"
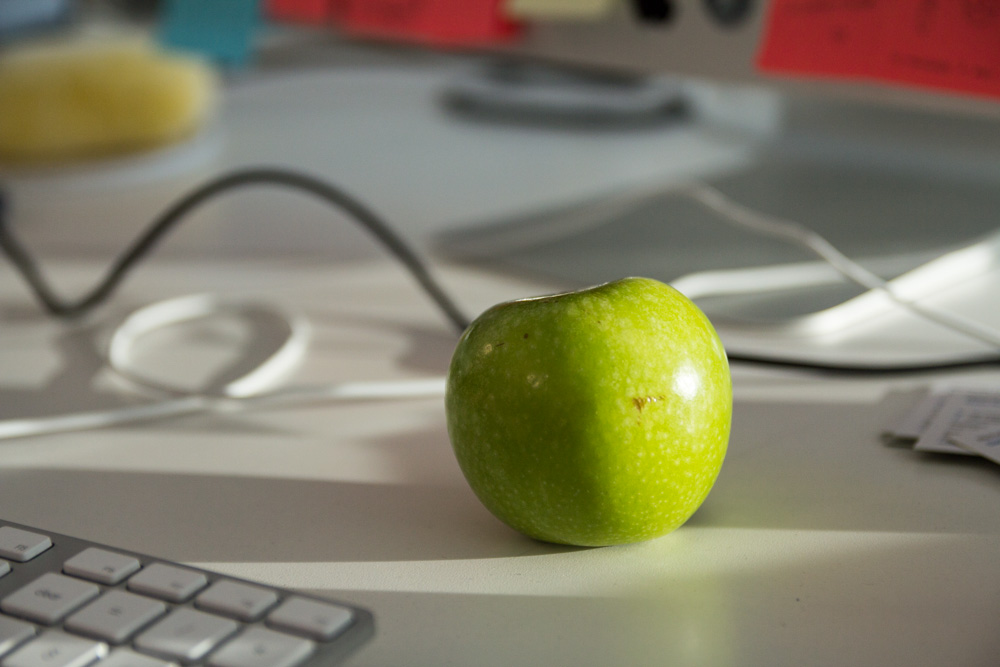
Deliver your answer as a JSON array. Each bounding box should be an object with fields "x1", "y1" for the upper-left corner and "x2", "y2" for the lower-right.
[{"x1": 445, "y1": 277, "x2": 732, "y2": 547}]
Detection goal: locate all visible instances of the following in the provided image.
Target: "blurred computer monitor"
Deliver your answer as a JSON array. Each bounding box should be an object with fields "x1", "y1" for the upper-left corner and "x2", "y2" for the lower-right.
[{"x1": 435, "y1": 0, "x2": 1000, "y2": 323}]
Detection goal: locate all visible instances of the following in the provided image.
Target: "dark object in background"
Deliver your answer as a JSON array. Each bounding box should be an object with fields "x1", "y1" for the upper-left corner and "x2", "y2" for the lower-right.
[
  {"x1": 107, "y1": 0, "x2": 162, "y2": 19},
  {"x1": 703, "y1": 0, "x2": 755, "y2": 26},
  {"x1": 443, "y1": 60, "x2": 688, "y2": 129},
  {"x1": 633, "y1": 0, "x2": 676, "y2": 24}
]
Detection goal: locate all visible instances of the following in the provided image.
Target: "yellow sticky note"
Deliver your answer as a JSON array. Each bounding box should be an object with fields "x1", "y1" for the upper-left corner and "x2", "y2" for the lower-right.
[{"x1": 504, "y1": 0, "x2": 620, "y2": 21}]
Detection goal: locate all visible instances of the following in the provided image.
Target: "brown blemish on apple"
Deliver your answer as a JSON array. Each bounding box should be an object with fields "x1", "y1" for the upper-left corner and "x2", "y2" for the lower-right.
[{"x1": 632, "y1": 395, "x2": 666, "y2": 413}]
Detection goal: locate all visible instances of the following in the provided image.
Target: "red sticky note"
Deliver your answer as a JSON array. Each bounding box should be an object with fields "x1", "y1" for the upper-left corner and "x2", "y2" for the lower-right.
[
  {"x1": 334, "y1": 0, "x2": 521, "y2": 47},
  {"x1": 757, "y1": 0, "x2": 1000, "y2": 100},
  {"x1": 266, "y1": 0, "x2": 334, "y2": 23},
  {"x1": 881, "y1": 3, "x2": 1000, "y2": 99}
]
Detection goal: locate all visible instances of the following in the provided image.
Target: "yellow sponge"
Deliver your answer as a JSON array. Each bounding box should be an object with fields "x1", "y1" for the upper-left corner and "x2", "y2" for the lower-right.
[{"x1": 0, "y1": 36, "x2": 217, "y2": 166}]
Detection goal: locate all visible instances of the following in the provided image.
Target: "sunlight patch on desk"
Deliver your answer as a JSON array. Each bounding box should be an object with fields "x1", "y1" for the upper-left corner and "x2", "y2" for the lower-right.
[{"x1": 191, "y1": 528, "x2": 976, "y2": 597}]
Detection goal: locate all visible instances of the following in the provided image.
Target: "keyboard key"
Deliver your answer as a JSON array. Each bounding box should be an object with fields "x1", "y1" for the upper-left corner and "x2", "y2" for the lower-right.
[
  {"x1": 267, "y1": 597, "x2": 353, "y2": 641},
  {"x1": 0, "y1": 528, "x2": 52, "y2": 563},
  {"x1": 100, "y1": 647, "x2": 179, "y2": 667},
  {"x1": 0, "y1": 520, "x2": 373, "y2": 666},
  {"x1": 127, "y1": 564, "x2": 208, "y2": 603},
  {"x1": 64, "y1": 590, "x2": 167, "y2": 644},
  {"x1": 207, "y1": 627, "x2": 315, "y2": 667},
  {"x1": 0, "y1": 574, "x2": 100, "y2": 625},
  {"x1": 195, "y1": 580, "x2": 278, "y2": 622},
  {"x1": 134, "y1": 608, "x2": 238, "y2": 662},
  {"x1": 0, "y1": 630, "x2": 106, "y2": 667},
  {"x1": 63, "y1": 548, "x2": 141, "y2": 585},
  {"x1": 0, "y1": 617, "x2": 35, "y2": 657}
]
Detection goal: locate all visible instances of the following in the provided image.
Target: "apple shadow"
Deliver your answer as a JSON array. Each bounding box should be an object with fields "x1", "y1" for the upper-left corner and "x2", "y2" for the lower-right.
[{"x1": 0, "y1": 467, "x2": 582, "y2": 564}]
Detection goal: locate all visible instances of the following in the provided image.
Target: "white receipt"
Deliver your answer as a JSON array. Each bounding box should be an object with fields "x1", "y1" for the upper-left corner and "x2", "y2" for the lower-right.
[
  {"x1": 914, "y1": 392, "x2": 1000, "y2": 456},
  {"x1": 951, "y1": 428, "x2": 1000, "y2": 464}
]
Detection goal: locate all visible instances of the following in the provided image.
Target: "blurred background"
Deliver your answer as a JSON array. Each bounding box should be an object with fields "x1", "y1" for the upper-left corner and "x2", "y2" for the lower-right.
[{"x1": 1, "y1": 0, "x2": 998, "y2": 323}]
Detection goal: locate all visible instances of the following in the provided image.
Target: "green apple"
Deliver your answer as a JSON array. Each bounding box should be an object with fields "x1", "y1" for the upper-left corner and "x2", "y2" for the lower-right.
[{"x1": 445, "y1": 277, "x2": 731, "y2": 547}]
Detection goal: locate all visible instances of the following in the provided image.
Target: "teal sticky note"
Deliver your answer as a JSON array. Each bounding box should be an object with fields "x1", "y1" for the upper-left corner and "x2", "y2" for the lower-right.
[{"x1": 159, "y1": 0, "x2": 261, "y2": 68}]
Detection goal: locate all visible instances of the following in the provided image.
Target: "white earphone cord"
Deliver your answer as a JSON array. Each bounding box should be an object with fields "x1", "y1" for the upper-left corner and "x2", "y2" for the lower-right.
[{"x1": 685, "y1": 183, "x2": 1000, "y2": 349}]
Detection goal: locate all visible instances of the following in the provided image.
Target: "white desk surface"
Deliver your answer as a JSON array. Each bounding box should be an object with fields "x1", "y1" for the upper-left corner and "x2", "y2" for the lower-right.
[{"x1": 2, "y1": 55, "x2": 1000, "y2": 667}]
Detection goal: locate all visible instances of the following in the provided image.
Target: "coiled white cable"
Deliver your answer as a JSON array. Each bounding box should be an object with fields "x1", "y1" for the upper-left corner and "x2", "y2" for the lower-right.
[
  {"x1": 107, "y1": 293, "x2": 312, "y2": 399},
  {"x1": 0, "y1": 295, "x2": 446, "y2": 441}
]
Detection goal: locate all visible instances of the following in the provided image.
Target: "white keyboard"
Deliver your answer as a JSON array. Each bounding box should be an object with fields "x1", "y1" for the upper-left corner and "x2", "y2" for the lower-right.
[{"x1": 0, "y1": 520, "x2": 373, "y2": 666}]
